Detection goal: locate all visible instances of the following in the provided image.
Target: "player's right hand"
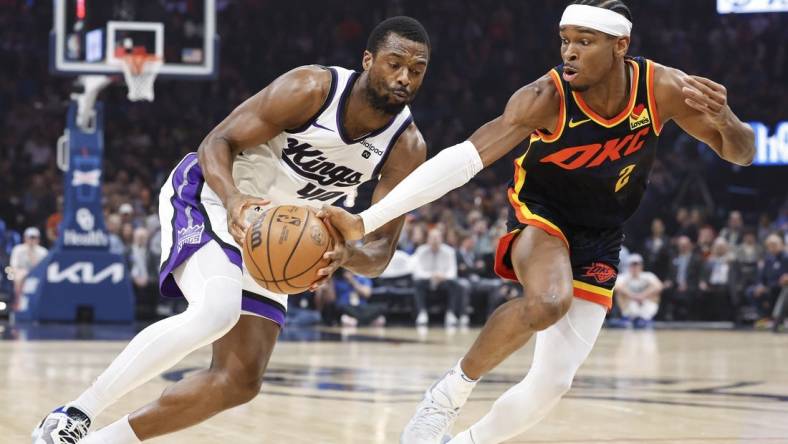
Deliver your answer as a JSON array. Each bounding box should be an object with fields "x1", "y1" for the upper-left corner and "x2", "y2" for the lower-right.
[
  {"x1": 317, "y1": 206, "x2": 365, "y2": 241},
  {"x1": 225, "y1": 192, "x2": 270, "y2": 246}
]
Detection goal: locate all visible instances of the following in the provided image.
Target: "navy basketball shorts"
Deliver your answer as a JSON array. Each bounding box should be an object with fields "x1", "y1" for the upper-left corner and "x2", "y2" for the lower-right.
[{"x1": 495, "y1": 199, "x2": 623, "y2": 310}]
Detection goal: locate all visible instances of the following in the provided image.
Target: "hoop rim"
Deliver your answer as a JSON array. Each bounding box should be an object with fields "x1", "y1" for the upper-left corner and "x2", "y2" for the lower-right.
[{"x1": 111, "y1": 53, "x2": 163, "y2": 76}]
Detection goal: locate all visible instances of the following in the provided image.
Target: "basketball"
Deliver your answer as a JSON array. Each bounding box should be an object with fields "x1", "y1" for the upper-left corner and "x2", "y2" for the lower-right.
[{"x1": 242, "y1": 205, "x2": 333, "y2": 294}]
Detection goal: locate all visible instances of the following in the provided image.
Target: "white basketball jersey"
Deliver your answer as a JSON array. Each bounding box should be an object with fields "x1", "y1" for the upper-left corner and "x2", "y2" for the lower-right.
[{"x1": 232, "y1": 66, "x2": 413, "y2": 210}]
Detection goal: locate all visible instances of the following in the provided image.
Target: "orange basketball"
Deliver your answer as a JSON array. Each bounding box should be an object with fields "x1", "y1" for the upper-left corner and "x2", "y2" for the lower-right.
[{"x1": 242, "y1": 205, "x2": 333, "y2": 294}]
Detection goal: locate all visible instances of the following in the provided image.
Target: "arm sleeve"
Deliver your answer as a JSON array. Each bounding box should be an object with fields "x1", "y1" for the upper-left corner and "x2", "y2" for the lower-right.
[{"x1": 359, "y1": 141, "x2": 483, "y2": 235}]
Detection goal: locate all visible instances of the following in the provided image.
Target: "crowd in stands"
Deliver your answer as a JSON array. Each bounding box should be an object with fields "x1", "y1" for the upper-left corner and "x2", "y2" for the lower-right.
[{"x1": 0, "y1": 1, "x2": 786, "y2": 329}]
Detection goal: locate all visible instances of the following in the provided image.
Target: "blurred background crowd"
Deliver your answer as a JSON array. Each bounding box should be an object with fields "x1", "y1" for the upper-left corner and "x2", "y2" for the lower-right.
[{"x1": 0, "y1": 0, "x2": 786, "y2": 329}]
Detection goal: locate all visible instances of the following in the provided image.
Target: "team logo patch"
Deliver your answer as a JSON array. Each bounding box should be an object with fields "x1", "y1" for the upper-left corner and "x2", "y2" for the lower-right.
[
  {"x1": 629, "y1": 104, "x2": 651, "y2": 130},
  {"x1": 582, "y1": 262, "x2": 617, "y2": 284},
  {"x1": 177, "y1": 224, "x2": 205, "y2": 251}
]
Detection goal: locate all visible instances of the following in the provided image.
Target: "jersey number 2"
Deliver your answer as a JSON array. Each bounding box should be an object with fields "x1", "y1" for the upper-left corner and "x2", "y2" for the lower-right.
[{"x1": 615, "y1": 164, "x2": 636, "y2": 192}]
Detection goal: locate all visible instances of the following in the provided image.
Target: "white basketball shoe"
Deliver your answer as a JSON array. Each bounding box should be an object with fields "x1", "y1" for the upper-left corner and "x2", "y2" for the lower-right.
[
  {"x1": 32, "y1": 406, "x2": 91, "y2": 444},
  {"x1": 401, "y1": 382, "x2": 459, "y2": 444}
]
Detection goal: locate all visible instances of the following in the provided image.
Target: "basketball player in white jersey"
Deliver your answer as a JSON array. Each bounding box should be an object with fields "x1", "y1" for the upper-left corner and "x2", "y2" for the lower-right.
[{"x1": 33, "y1": 16, "x2": 430, "y2": 444}]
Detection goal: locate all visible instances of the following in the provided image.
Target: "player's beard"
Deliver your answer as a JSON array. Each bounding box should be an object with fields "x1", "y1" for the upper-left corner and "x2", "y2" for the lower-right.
[{"x1": 365, "y1": 82, "x2": 409, "y2": 115}]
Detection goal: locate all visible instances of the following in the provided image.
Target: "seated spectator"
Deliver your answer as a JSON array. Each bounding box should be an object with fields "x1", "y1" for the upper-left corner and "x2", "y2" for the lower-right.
[
  {"x1": 486, "y1": 282, "x2": 523, "y2": 319},
  {"x1": 9, "y1": 227, "x2": 48, "y2": 303},
  {"x1": 719, "y1": 210, "x2": 745, "y2": 246},
  {"x1": 661, "y1": 236, "x2": 702, "y2": 321},
  {"x1": 411, "y1": 229, "x2": 465, "y2": 327},
  {"x1": 456, "y1": 235, "x2": 501, "y2": 326},
  {"x1": 615, "y1": 254, "x2": 663, "y2": 328},
  {"x1": 315, "y1": 270, "x2": 385, "y2": 327},
  {"x1": 643, "y1": 218, "x2": 671, "y2": 280},
  {"x1": 696, "y1": 225, "x2": 716, "y2": 259},
  {"x1": 746, "y1": 234, "x2": 788, "y2": 326},
  {"x1": 129, "y1": 227, "x2": 158, "y2": 319},
  {"x1": 698, "y1": 238, "x2": 736, "y2": 321}
]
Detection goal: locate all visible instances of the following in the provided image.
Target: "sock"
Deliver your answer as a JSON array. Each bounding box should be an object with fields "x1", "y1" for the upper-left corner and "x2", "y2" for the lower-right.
[
  {"x1": 433, "y1": 359, "x2": 479, "y2": 408},
  {"x1": 449, "y1": 429, "x2": 475, "y2": 444},
  {"x1": 70, "y1": 391, "x2": 106, "y2": 422},
  {"x1": 82, "y1": 415, "x2": 141, "y2": 444}
]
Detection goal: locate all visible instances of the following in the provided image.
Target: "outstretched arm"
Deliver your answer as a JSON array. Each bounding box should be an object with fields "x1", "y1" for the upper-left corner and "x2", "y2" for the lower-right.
[
  {"x1": 321, "y1": 73, "x2": 561, "y2": 241},
  {"x1": 654, "y1": 63, "x2": 755, "y2": 166}
]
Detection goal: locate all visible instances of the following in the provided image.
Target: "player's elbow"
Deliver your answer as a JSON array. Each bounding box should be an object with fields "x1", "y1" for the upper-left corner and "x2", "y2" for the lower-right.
[{"x1": 727, "y1": 145, "x2": 755, "y2": 166}]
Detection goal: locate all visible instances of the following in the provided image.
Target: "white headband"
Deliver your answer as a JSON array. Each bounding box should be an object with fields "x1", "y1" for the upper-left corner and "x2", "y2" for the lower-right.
[{"x1": 560, "y1": 4, "x2": 632, "y2": 37}]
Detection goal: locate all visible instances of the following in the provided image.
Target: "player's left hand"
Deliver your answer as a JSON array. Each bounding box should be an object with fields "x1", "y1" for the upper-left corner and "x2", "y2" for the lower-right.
[
  {"x1": 681, "y1": 76, "x2": 731, "y2": 127},
  {"x1": 310, "y1": 222, "x2": 349, "y2": 290}
]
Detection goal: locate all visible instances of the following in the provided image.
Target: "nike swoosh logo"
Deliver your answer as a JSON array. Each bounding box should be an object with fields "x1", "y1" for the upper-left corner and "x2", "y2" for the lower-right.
[
  {"x1": 568, "y1": 118, "x2": 592, "y2": 128},
  {"x1": 312, "y1": 122, "x2": 334, "y2": 132}
]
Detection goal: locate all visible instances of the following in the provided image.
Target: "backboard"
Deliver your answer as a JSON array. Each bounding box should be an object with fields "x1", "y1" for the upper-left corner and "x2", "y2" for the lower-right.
[{"x1": 50, "y1": 0, "x2": 218, "y2": 79}]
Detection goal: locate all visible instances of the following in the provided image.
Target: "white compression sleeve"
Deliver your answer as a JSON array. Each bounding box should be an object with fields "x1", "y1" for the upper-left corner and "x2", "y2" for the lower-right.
[
  {"x1": 451, "y1": 298, "x2": 607, "y2": 444},
  {"x1": 71, "y1": 241, "x2": 242, "y2": 420},
  {"x1": 359, "y1": 140, "x2": 483, "y2": 234}
]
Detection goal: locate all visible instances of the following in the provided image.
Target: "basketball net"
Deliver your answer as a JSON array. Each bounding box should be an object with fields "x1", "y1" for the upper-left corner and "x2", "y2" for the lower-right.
[{"x1": 115, "y1": 53, "x2": 162, "y2": 102}]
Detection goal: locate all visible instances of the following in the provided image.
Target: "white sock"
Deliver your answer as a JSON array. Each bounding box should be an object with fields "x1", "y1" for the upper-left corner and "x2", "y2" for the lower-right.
[
  {"x1": 433, "y1": 359, "x2": 479, "y2": 408},
  {"x1": 71, "y1": 241, "x2": 242, "y2": 420},
  {"x1": 82, "y1": 415, "x2": 140, "y2": 444},
  {"x1": 456, "y1": 298, "x2": 606, "y2": 444},
  {"x1": 449, "y1": 429, "x2": 475, "y2": 444}
]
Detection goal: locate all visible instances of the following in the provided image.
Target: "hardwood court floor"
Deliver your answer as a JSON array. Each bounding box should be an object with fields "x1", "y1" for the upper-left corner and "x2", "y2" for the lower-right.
[{"x1": 2, "y1": 325, "x2": 788, "y2": 443}]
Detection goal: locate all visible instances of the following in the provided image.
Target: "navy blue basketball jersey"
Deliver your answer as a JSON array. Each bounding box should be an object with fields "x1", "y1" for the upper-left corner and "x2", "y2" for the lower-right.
[{"x1": 508, "y1": 57, "x2": 663, "y2": 229}]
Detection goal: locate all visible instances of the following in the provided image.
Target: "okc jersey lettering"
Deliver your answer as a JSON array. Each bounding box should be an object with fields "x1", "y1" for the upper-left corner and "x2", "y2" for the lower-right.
[{"x1": 540, "y1": 127, "x2": 649, "y2": 170}]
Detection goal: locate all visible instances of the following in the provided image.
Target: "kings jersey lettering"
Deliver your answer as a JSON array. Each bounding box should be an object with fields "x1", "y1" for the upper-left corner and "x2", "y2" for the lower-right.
[{"x1": 282, "y1": 138, "x2": 363, "y2": 187}]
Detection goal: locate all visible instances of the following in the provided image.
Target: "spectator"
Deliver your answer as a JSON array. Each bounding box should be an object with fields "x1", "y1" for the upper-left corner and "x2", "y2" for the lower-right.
[
  {"x1": 615, "y1": 254, "x2": 663, "y2": 328},
  {"x1": 643, "y1": 218, "x2": 671, "y2": 280},
  {"x1": 698, "y1": 238, "x2": 737, "y2": 321},
  {"x1": 315, "y1": 270, "x2": 386, "y2": 327},
  {"x1": 129, "y1": 227, "x2": 158, "y2": 319},
  {"x1": 335, "y1": 270, "x2": 386, "y2": 327},
  {"x1": 119, "y1": 202, "x2": 135, "y2": 226},
  {"x1": 746, "y1": 234, "x2": 788, "y2": 326},
  {"x1": 661, "y1": 236, "x2": 703, "y2": 321},
  {"x1": 696, "y1": 225, "x2": 716, "y2": 259},
  {"x1": 719, "y1": 210, "x2": 745, "y2": 246},
  {"x1": 411, "y1": 229, "x2": 464, "y2": 327},
  {"x1": 456, "y1": 235, "x2": 501, "y2": 326},
  {"x1": 45, "y1": 196, "x2": 63, "y2": 246},
  {"x1": 9, "y1": 227, "x2": 48, "y2": 302},
  {"x1": 106, "y1": 213, "x2": 126, "y2": 256}
]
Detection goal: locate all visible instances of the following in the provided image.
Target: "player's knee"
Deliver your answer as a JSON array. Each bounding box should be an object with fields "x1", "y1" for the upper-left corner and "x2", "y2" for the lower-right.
[
  {"x1": 543, "y1": 372, "x2": 574, "y2": 398},
  {"x1": 198, "y1": 277, "x2": 242, "y2": 335},
  {"x1": 217, "y1": 368, "x2": 264, "y2": 407},
  {"x1": 520, "y1": 282, "x2": 573, "y2": 330}
]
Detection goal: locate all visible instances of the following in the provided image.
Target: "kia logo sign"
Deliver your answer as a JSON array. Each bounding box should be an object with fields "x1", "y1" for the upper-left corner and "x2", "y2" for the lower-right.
[{"x1": 47, "y1": 262, "x2": 124, "y2": 284}]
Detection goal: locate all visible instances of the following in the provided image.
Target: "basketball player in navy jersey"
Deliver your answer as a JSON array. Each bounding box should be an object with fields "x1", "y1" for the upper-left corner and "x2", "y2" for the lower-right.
[
  {"x1": 33, "y1": 17, "x2": 430, "y2": 444},
  {"x1": 321, "y1": 2, "x2": 755, "y2": 443}
]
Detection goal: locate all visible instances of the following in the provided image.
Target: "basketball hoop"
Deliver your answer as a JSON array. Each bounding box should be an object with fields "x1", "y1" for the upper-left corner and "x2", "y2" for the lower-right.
[{"x1": 112, "y1": 51, "x2": 162, "y2": 102}]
